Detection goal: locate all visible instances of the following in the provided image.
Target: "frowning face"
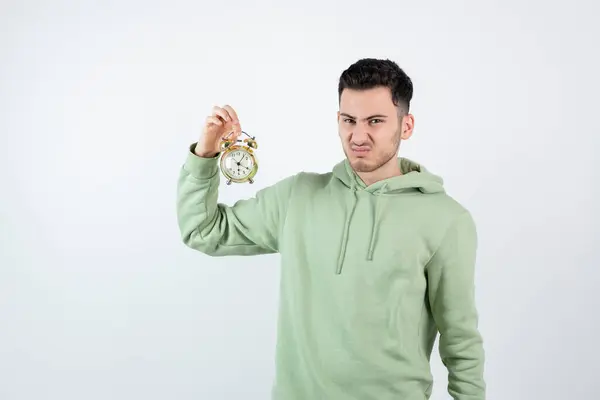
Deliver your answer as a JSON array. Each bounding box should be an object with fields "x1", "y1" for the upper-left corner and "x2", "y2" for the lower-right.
[{"x1": 337, "y1": 86, "x2": 413, "y2": 175}]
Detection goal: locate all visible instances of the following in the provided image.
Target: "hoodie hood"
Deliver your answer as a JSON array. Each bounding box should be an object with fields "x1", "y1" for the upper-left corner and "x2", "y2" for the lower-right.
[
  {"x1": 332, "y1": 157, "x2": 445, "y2": 194},
  {"x1": 331, "y1": 157, "x2": 445, "y2": 274}
]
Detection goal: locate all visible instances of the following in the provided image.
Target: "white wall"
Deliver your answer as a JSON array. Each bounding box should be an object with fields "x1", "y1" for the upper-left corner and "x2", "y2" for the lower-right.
[{"x1": 1, "y1": 1, "x2": 598, "y2": 399}]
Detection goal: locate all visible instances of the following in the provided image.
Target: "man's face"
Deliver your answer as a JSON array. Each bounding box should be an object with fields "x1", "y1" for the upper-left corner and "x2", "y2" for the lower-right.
[{"x1": 337, "y1": 86, "x2": 412, "y2": 173}]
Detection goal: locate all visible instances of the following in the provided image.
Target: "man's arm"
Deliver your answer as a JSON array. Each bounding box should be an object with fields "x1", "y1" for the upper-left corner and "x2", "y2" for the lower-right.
[
  {"x1": 177, "y1": 143, "x2": 296, "y2": 256},
  {"x1": 425, "y1": 211, "x2": 486, "y2": 399}
]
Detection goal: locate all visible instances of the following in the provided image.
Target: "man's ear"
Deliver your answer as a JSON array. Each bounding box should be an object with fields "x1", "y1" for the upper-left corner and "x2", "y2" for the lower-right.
[{"x1": 401, "y1": 113, "x2": 415, "y2": 140}]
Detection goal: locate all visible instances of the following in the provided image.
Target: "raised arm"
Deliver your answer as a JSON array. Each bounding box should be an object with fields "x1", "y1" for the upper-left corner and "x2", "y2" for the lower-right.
[
  {"x1": 425, "y1": 211, "x2": 486, "y2": 399},
  {"x1": 177, "y1": 104, "x2": 296, "y2": 257}
]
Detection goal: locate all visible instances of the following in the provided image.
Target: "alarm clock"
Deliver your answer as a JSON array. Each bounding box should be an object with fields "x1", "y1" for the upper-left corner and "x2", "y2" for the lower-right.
[{"x1": 218, "y1": 130, "x2": 259, "y2": 185}]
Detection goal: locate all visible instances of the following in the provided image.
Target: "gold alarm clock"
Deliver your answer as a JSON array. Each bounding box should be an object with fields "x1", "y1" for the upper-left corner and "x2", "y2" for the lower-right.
[{"x1": 218, "y1": 130, "x2": 259, "y2": 185}]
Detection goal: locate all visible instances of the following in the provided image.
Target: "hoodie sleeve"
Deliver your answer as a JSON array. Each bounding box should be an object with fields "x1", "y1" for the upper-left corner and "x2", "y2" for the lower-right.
[
  {"x1": 177, "y1": 143, "x2": 295, "y2": 256},
  {"x1": 425, "y1": 211, "x2": 486, "y2": 400}
]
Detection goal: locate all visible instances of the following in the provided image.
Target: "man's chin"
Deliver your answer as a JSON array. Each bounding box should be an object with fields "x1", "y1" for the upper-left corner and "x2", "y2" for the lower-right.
[{"x1": 349, "y1": 158, "x2": 377, "y2": 173}]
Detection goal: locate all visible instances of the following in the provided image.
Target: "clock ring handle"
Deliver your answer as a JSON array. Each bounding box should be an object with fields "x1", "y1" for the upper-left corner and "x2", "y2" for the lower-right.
[{"x1": 220, "y1": 130, "x2": 258, "y2": 150}]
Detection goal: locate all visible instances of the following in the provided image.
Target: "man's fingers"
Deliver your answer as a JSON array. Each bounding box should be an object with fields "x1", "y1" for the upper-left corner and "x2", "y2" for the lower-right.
[
  {"x1": 208, "y1": 105, "x2": 241, "y2": 141},
  {"x1": 222, "y1": 104, "x2": 240, "y2": 124},
  {"x1": 224, "y1": 105, "x2": 242, "y2": 137},
  {"x1": 212, "y1": 106, "x2": 231, "y2": 122},
  {"x1": 206, "y1": 115, "x2": 223, "y2": 126}
]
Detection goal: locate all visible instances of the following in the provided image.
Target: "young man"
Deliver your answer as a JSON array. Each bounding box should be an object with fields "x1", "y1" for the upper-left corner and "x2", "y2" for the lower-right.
[{"x1": 177, "y1": 58, "x2": 486, "y2": 399}]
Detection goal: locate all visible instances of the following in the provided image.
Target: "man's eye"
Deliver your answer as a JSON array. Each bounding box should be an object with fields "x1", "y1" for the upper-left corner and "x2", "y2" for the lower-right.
[
  {"x1": 370, "y1": 119, "x2": 383, "y2": 124},
  {"x1": 343, "y1": 119, "x2": 355, "y2": 124}
]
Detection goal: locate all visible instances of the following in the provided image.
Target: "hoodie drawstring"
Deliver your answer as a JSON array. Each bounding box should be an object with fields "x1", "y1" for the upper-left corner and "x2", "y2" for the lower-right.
[
  {"x1": 366, "y1": 183, "x2": 387, "y2": 260},
  {"x1": 335, "y1": 183, "x2": 388, "y2": 274},
  {"x1": 335, "y1": 185, "x2": 358, "y2": 274}
]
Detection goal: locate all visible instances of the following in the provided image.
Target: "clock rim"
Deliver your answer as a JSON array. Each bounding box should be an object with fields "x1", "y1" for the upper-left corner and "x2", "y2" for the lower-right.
[{"x1": 219, "y1": 145, "x2": 258, "y2": 183}]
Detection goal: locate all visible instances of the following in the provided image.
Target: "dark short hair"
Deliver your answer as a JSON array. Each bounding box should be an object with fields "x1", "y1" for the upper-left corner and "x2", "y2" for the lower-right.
[{"x1": 338, "y1": 58, "x2": 413, "y2": 112}]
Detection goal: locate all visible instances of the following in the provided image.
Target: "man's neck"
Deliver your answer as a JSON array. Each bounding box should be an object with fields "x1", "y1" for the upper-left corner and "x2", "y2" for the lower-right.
[{"x1": 356, "y1": 158, "x2": 402, "y2": 187}]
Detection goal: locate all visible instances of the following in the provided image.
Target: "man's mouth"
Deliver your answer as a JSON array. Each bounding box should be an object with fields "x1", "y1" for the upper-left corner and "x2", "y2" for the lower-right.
[{"x1": 351, "y1": 146, "x2": 371, "y2": 155}]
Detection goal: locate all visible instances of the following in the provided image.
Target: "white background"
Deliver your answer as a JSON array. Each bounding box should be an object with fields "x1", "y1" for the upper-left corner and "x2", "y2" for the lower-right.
[{"x1": 1, "y1": 0, "x2": 599, "y2": 399}]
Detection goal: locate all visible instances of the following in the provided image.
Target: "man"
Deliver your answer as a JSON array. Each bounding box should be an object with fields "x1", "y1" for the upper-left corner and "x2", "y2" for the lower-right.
[{"x1": 177, "y1": 58, "x2": 486, "y2": 399}]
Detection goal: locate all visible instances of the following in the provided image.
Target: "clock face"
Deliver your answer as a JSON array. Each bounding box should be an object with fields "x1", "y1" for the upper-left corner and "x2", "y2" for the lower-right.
[{"x1": 222, "y1": 149, "x2": 255, "y2": 180}]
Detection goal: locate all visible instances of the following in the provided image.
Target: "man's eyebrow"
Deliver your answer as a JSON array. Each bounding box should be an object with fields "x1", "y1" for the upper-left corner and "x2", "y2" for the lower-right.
[{"x1": 340, "y1": 113, "x2": 389, "y2": 120}]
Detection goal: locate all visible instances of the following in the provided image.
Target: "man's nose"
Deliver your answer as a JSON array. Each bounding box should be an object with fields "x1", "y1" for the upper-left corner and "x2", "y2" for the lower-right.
[{"x1": 352, "y1": 125, "x2": 369, "y2": 144}]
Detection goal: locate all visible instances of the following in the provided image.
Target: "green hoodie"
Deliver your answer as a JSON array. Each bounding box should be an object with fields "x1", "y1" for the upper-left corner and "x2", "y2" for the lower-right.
[{"x1": 177, "y1": 143, "x2": 486, "y2": 400}]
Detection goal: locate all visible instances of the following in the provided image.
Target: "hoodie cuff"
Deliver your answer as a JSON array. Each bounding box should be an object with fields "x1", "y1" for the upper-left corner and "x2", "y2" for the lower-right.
[{"x1": 183, "y1": 143, "x2": 220, "y2": 180}]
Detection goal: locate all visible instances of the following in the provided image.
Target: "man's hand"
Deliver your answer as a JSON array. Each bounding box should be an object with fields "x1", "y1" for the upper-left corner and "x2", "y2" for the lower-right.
[{"x1": 194, "y1": 104, "x2": 242, "y2": 158}]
